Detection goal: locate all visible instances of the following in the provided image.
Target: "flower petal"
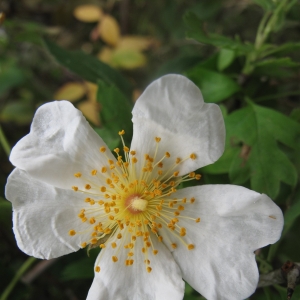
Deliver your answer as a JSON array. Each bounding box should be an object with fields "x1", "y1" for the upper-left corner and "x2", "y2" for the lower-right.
[
  {"x1": 10, "y1": 101, "x2": 115, "y2": 189},
  {"x1": 130, "y1": 74, "x2": 225, "y2": 175},
  {"x1": 87, "y1": 232, "x2": 184, "y2": 300},
  {"x1": 163, "y1": 185, "x2": 283, "y2": 300},
  {"x1": 5, "y1": 168, "x2": 92, "y2": 259}
]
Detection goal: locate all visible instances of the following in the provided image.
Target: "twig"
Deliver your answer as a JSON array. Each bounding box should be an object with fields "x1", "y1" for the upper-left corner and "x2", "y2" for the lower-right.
[{"x1": 258, "y1": 261, "x2": 300, "y2": 299}]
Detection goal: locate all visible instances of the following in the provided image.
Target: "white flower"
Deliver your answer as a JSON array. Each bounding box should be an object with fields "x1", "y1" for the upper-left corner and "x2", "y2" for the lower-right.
[{"x1": 6, "y1": 75, "x2": 283, "y2": 300}]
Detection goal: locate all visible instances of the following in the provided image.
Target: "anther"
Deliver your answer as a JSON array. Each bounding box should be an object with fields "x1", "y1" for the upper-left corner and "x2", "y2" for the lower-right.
[
  {"x1": 155, "y1": 137, "x2": 161, "y2": 143},
  {"x1": 72, "y1": 186, "x2": 78, "y2": 191},
  {"x1": 176, "y1": 158, "x2": 181, "y2": 164},
  {"x1": 195, "y1": 174, "x2": 201, "y2": 180},
  {"x1": 69, "y1": 230, "x2": 76, "y2": 236},
  {"x1": 100, "y1": 146, "x2": 106, "y2": 153},
  {"x1": 153, "y1": 250, "x2": 158, "y2": 255},
  {"x1": 85, "y1": 184, "x2": 91, "y2": 190},
  {"x1": 74, "y1": 172, "x2": 81, "y2": 178},
  {"x1": 101, "y1": 167, "x2": 107, "y2": 173},
  {"x1": 147, "y1": 267, "x2": 152, "y2": 273},
  {"x1": 114, "y1": 148, "x2": 120, "y2": 153},
  {"x1": 165, "y1": 152, "x2": 171, "y2": 158},
  {"x1": 188, "y1": 244, "x2": 195, "y2": 250},
  {"x1": 190, "y1": 153, "x2": 196, "y2": 160},
  {"x1": 91, "y1": 169, "x2": 97, "y2": 175},
  {"x1": 95, "y1": 266, "x2": 101, "y2": 272},
  {"x1": 112, "y1": 256, "x2": 118, "y2": 262},
  {"x1": 119, "y1": 130, "x2": 125, "y2": 135},
  {"x1": 111, "y1": 242, "x2": 117, "y2": 248},
  {"x1": 130, "y1": 150, "x2": 136, "y2": 155},
  {"x1": 171, "y1": 243, "x2": 177, "y2": 249},
  {"x1": 100, "y1": 186, "x2": 106, "y2": 192},
  {"x1": 195, "y1": 218, "x2": 200, "y2": 223},
  {"x1": 81, "y1": 242, "x2": 87, "y2": 248}
]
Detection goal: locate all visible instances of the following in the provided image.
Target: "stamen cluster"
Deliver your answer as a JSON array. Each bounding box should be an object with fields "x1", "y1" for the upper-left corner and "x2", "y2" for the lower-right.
[{"x1": 69, "y1": 131, "x2": 201, "y2": 273}]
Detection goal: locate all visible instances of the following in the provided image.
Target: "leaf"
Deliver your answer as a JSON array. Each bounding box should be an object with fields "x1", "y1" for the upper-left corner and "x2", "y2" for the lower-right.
[
  {"x1": 94, "y1": 128, "x2": 120, "y2": 150},
  {"x1": 111, "y1": 49, "x2": 147, "y2": 70},
  {"x1": 98, "y1": 15, "x2": 120, "y2": 47},
  {"x1": 0, "y1": 102, "x2": 34, "y2": 124},
  {"x1": 255, "y1": 57, "x2": 299, "y2": 68},
  {"x1": 54, "y1": 82, "x2": 86, "y2": 102},
  {"x1": 217, "y1": 49, "x2": 235, "y2": 71},
  {"x1": 184, "y1": 12, "x2": 253, "y2": 53},
  {"x1": 291, "y1": 108, "x2": 300, "y2": 123},
  {"x1": 44, "y1": 39, "x2": 132, "y2": 97},
  {"x1": 225, "y1": 102, "x2": 300, "y2": 198},
  {"x1": 77, "y1": 100, "x2": 100, "y2": 126},
  {"x1": 186, "y1": 66, "x2": 240, "y2": 103},
  {"x1": 253, "y1": 0, "x2": 276, "y2": 11},
  {"x1": 73, "y1": 5, "x2": 103, "y2": 23},
  {"x1": 117, "y1": 35, "x2": 156, "y2": 51},
  {"x1": 0, "y1": 62, "x2": 24, "y2": 96},
  {"x1": 97, "y1": 80, "x2": 133, "y2": 141}
]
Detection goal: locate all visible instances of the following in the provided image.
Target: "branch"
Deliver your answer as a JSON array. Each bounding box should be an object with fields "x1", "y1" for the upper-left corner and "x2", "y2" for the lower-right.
[{"x1": 258, "y1": 261, "x2": 300, "y2": 299}]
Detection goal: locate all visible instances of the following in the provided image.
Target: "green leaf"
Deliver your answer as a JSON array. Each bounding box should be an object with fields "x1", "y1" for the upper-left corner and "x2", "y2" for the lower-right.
[
  {"x1": 255, "y1": 57, "x2": 299, "y2": 68},
  {"x1": 184, "y1": 12, "x2": 253, "y2": 53},
  {"x1": 44, "y1": 39, "x2": 132, "y2": 97},
  {"x1": 225, "y1": 103, "x2": 300, "y2": 198},
  {"x1": 0, "y1": 62, "x2": 24, "y2": 96},
  {"x1": 97, "y1": 80, "x2": 133, "y2": 142},
  {"x1": 60, "y1": 257, "x2": 94, "y2": 281},
  {"x1": 253, "y1": 0, "x2": 276, "y2": 11},
  {"x1": 94, "y1": 127, "x2": 120, "y2": 150},
  {"x1": 0, "y1": 102, "x2": 34, "y2": 124},
  {"x1": 217, "y1": 49, "x2": 235, "y2": 71},
  {"x1": 290, "y1": 108, "x2": 300, "y2": 123},
  {"x1": 186, "y1": 66, "x2": 240, "y2": 103}
]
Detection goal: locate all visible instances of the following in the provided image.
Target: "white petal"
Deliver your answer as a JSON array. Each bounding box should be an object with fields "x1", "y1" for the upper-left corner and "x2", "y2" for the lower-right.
[
  {"x1": 130, "y1": 75, "x2": 225, "y2": 175},
  {"x1": 87, "y1": 232, "x2": 184, "y2": 300},
  {"x1": 5, "y1": 168, "x2": 92, "y2": 259},
  {"x1": 10, "y1": 101, "x2": 116, "y2": 189},
  {"x1": 163, "y1": 185, "x2": 283, "y2": 300}
]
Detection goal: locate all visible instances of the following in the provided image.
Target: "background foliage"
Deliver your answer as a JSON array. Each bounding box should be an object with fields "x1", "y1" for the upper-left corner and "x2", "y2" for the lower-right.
[{"x1": 0, "y1": 0, "x2": 300, "y2": 299}]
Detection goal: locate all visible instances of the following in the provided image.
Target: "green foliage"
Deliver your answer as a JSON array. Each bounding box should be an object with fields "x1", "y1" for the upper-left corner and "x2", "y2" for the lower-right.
[
  {"x1": 186, "y1": 66, "x2": 240, "y2": 103},
  {"x1": 225, "y1": 103, "x2": 299, "y2": 198},
  {"x1": 184, "y1": 12, "x2": 253, "y2": 53},
  {"x1": 96, "y1": 80, "x2": 133, "y2": 144},
  {"x1": 44, "y1": 39, "x2": 133, "y2": 97},
  {"x1": 1, "y1": 0, "x2": 300, "y2": 299}
]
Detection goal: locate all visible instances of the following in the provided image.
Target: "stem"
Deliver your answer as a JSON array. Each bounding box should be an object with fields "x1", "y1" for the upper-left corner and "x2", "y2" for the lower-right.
[
  {"x1": 0, "y1": 257, "x2": 36, "y2": 300},
  {"x1": 0, "y1": 125, "x2": 11, "y2": 157}
]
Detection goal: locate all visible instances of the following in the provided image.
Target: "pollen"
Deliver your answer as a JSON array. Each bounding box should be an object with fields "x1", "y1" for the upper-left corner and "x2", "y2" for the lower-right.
[
  {"x1": 188, "y1": 244, "x2": 195, "y2": 250},
  {"x1": 190, "y1": 153, "x2": 196, "y2": 160},
  {"x1": 95, "y1": 266, "x2": 100, "y2": 272},
  {"x1": 70, "y1": 130, "x2": 201, "y2": 273}
]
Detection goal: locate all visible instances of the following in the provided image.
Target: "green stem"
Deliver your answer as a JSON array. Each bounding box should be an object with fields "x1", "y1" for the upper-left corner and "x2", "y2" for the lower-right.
[
  {"x1": 0, "y1": 125, "x2": 11, "y2": 157},
  {"x1": 0, "y1": 257, "x2": 36, "y2": 300}
]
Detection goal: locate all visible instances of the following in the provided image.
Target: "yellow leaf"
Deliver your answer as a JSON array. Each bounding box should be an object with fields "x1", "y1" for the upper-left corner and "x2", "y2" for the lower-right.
[
  {"x1": 77, "y1": 100, "x2": 100, "y2": 126},
  {"x1": 85, "y1": 82, "x2": 98, "y2": 103},
  {"x1": 97, "y1": 47, "x2": 114, "y2": 65},
  {"x1": 98, "y1": 15, "x2": 120, "y2": 47},
  {"x1": 117, "y1": 36, "x2": 154, "y2": 51},
  {"x1": 111, "y1": 49, "x2": 147, "y2": 70},
  {"x1": 54, "y1": 82, "x2": 86, "y2": 102},
  {"x1": 73, "y1": 5, "x2": 103, "y2": 23}
]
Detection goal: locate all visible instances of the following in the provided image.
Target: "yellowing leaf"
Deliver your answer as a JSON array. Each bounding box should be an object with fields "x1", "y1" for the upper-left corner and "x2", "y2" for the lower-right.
[
  {"x1": 97, "y1": 47, "x2": 114, "y2": 65},
  {"x1": 77, "y1": 100, "x2": 100, "y2": 126},
  {"x1": 73, "y1": 5, "x2": 103, "y2": 23},
  {"x1": 118, "y1": 36, "x2": 155, "y2": 51},
  {"x1": 111, "y1": 49, "x2": 147, "y2": 69},
  {"x1": 85, "y1": 82, "x2": 98, "y2": 103},
  {"x1": 54, "y1": 82, "x2": 86, "y2": 102},
  {"x1": 98, "y1": 15, "x2": 120, "y2": 47}
]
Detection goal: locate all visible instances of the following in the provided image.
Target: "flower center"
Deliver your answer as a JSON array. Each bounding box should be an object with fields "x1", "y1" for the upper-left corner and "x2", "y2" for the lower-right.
[
  {"x1": 126, "y1": 194, "x2": 148, "y2": 214},
  {"x1": 69, "y1": 130, "x2": 201, "y2": 274}
]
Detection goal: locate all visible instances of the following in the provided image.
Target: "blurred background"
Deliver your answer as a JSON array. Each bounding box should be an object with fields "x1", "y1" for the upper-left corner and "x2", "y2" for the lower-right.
[{"x1": 0, "y1": 0, "x2": 300, "y2": 299}]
